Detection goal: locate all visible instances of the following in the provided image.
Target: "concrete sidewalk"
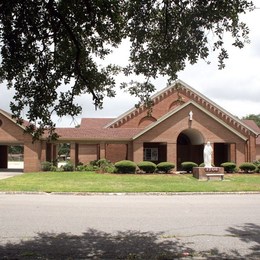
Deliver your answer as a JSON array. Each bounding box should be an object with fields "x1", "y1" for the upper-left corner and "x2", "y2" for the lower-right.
[
  {"x1": 0, "y1": 170, "x2": 23, "y2": 180},
  {"x1": 0, "y1": 169, "x2": 23, "y2": 180},
  {"x1": 0, "y1": 161, "x2": 24, "y2": 180}
]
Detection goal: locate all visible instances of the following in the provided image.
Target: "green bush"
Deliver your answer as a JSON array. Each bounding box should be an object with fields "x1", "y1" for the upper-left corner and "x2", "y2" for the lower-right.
[
  {"x1": 239, "y1": 162, "x2": 256, "y2": 173},
  {"x1": 137, "y1": 161, "x2": 157, "y2": 173},
  {"x1": 76, "y1": 165, "x2": 86, "y2": 171},
  {"x1": 181, "y1": 162, "x2": 198, "y2": 173},
  {"x1": 89, "y1": 160, "x2": 99, "y2": 166},
  {"x1": 41, "y1": 161, "x2": 53, "y2": 171},
  {"x1": 62, "y1": 161, "x2": 74, "y2": 171},
  {"x1": 96, "y1": 159, "x2": 115, "y2": 173},
  {"x1": 220, "y1": 162, "x2": 237, "y2": 173},
  {"x1": 85, "y1": 165, "x2": 99, "y2": 171},
  {"x1": 156, "y1": 162, "x2": 175, "y2": 173},
  {"x1": 114, "y1": 160, "x2": 137, "y2": 174},
  {"x1": 253, "y1": 160, "x2": 260, "y2": 173}
]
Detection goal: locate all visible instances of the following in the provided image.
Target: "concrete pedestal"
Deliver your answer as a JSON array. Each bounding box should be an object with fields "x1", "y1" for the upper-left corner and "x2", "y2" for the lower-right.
[{"x1": 193, "y1": 167, "x2": 224, "y2": 180}]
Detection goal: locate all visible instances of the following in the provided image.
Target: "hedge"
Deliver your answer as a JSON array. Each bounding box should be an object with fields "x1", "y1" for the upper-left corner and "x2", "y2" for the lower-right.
[
  {"x1": 137, "y1": 161, "x2": 157, "y2": 173},
  {"x1": 220, "y1": 162, "x2": 237, "y2": 173},
  {"x1": 114, "y1": 160, "x2": 137, "y2": 174},
  {"x1": 239, "y1": 162, "x2": 256, "y2": 173},
  {"x1": 156, "y1": 162, "x2": 175, "y2": 173},
  {"x1": 181, "y1": 162, "x2": 198, "y2": 172}
]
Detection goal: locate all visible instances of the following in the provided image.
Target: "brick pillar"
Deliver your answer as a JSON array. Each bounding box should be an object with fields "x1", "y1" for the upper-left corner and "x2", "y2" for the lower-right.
[
  {"x1": 70, "y1": 143, "x2": 79, "y2": 166},
  {"x1": 127, "y1": 142, "x2": 133, "y2": 161},
  {"x1": 248, "y1": 135, "x2": 256, "y2": 162},
  {"x1": 167, "y1": 142, "x2": 176, "y2": 166},
  {"x1": 230, "y1": 143, "x2": 236, "y2": 162},
  {"x1": 23, "y1": 141, "x2": 42, "y2": 172},
  {"x1": 133, "y1": 141, "x2": 143, "y2": 163},
  {"x1": 41, "y1": 142, "x2": 47, "y2": 163},
  {"x1": 99, "y1": 142, "x2": 106, "y2": 159}
]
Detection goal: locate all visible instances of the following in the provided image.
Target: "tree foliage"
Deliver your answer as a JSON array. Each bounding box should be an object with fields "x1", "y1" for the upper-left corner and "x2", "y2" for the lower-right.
[
  {"x1": 242, "y1": 114, "x2": 260, "y2": 127},
  {"x1": 0, "y1": 0, "x2": 254, "y2": 139}
]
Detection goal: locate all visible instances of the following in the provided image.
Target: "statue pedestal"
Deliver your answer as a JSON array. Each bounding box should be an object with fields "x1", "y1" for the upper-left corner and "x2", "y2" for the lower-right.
[{"x1": 193, "y1": 167, "x2": 224, "y2": 180}]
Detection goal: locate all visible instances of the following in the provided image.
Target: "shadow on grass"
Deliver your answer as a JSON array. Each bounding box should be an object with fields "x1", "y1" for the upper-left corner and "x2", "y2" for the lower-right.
[{"x1": 2, "y1": 227, "x2": 260, "y2": 259}]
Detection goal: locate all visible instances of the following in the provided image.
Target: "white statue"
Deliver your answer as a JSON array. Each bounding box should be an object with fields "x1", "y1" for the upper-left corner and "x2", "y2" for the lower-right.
[
  {"x1": 204, "y1": 141, "x2": 213, "y2": 167},
  {"x1": 189, "y1": 111, "x2": 193, "y2": 120}
]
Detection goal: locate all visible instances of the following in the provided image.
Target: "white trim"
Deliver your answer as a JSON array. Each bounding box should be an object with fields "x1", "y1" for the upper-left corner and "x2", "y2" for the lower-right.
[
  {"x1": 0, "y1": 109, "x2": 27, "y2": 132},
  {"x1": 132, "y1": 101, "x2": 248, "y2": 141},
  {"x1": 105, "y1": 79, "x2": 259, "y2": 136}
]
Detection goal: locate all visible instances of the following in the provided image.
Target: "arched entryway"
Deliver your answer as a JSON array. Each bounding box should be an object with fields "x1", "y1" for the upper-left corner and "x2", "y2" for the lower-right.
[
  {"x1": 177, "y1": 129, "x2": 204, "y2": 170},
  {"x1": 0, "y1": 144, "x2": 24, "y2": 172}
]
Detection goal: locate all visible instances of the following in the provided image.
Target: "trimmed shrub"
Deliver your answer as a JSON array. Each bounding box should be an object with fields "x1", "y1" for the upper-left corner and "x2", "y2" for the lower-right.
[
  {"x1": 114, "y1": 160, "x2": 137, "y2": 174},
  {"x1": 137, "y1": 161, "x2": 157, "y2": 173},
  {"x1": 41, "y1": 161, "x2": 53, "y2": 171},
  {"x1": 239, "y1": 162, "x2": 256, "y2": 173},
  {"x1": 62, "y1": 161, "x2": 74, "y2": 171},
  {"x1": 181, "y1": 162, "x2": 198, "y2": 173},
  {"x1": 156, "y1": 162, "x2": 175, "y2": 173},
  {"x1": 220, "y1": 162, "x2": 237, "y2": 173}
]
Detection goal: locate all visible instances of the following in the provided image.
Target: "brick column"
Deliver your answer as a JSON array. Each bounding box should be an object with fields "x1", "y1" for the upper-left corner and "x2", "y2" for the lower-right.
[
  {"x1": 230, "y1": 143, "x2": 236, "y2": 162},
  {"x1": 248, "y1": 135, "x2": 256, "y2": 162},
  {"x1": 41, "y1": 141, "x2": 47, "y2": 163},
  {"x1": 167, "y1": 142, "x2": 176, "y2": 165},
  {"x1": 133, "y1": 141, "x2": 143, "y2": 163},
  {"x1": 23, "y1": 141, "x2": 42, "y2": 172},
  {"x1": 70, "y1": 143, "x2": 79, "y2": 166},
  {"x1": 127, "y1": 142, "x2": 133, "y2": 161},
  {"x1": 99, "y1": 142, "x2": 106, "y2": 159}
]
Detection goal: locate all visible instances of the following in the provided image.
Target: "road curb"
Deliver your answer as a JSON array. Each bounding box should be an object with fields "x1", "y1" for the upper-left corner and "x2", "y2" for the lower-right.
[{"x1": 0, "y1": 191, "x2": 260, "y2": 196}]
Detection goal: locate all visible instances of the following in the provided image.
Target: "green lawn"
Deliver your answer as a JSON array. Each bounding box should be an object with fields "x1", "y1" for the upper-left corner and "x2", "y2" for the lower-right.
[{"x1": 0, "y1": 172, "x2": 259, "y2": 193}]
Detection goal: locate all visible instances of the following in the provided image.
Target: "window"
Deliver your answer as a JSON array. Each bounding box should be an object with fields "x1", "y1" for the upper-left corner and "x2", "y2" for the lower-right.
[{"x1": 144, "y1": 148, "x2": 158, "y2": 161}]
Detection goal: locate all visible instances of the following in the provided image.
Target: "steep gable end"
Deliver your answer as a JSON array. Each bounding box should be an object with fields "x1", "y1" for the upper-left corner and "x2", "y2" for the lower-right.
[
  {"x1": 0, "y1": 109, "x2": 30, "y2": 142},
  {"x1": 105, "y1": 80, "x2": 258, "y2": 137}
]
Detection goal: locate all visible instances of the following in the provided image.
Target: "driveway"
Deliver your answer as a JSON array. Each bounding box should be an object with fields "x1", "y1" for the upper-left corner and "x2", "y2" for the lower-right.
[{"x1": 0, "y1": 169, "x2": 23, "y2": 180}]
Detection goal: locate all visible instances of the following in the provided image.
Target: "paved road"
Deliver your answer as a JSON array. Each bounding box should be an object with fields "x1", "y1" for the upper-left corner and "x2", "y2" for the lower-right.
[{"x1": 0, "y1": 194, "x2": 259, "y2": 259}]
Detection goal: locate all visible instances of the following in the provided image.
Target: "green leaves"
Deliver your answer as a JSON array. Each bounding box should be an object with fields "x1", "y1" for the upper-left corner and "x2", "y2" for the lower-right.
[{"x1": 0, "y1": 0, "x2": 254, "y2": 138}]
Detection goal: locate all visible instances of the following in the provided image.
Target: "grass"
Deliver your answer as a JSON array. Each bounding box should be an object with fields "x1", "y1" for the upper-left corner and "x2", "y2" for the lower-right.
[{"x1": 0, "y1": 172, "x2": 259, "y2": 193}]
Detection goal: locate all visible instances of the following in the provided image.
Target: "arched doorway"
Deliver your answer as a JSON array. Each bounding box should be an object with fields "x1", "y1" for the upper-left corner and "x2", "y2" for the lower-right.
[
  {"x1": 177, "y1": 129, "x2": 204, "y2": 170},
  {"x1": 0, "y1": 144, "x2": 24, "y2": 172}
]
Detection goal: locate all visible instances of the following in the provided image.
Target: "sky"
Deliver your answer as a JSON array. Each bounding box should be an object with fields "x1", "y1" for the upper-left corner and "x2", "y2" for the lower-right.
[{"x1": 1, "y1": 2, "x2": 260, "y2": 127}]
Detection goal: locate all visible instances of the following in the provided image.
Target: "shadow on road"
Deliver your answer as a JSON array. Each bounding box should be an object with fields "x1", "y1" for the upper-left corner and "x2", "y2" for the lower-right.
[
  {"x1": 226, "y1": 223, "x2": 260, "y2": 259},
  {"x1": 0, "y1": 225, "x2": 259, "y2": 259}
]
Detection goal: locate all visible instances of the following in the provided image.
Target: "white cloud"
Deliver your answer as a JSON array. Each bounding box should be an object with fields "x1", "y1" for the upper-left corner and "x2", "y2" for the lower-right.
[{"x1": 1, "y1": 2, "x2": 260, "y2": 126}]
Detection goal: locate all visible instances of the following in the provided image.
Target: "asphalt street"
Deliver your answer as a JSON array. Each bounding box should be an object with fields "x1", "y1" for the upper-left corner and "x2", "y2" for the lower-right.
[{"x1": 0, "y1": 193, "x2": 259, "y2": 259}]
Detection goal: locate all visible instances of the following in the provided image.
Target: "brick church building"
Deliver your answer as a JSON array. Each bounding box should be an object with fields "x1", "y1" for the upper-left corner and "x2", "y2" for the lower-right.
[{"x1": 0, "y1": 80, "x2": 259, "y2": 172}]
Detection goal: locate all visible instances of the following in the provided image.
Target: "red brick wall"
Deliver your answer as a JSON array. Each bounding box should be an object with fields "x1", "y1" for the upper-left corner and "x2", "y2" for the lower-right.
[
  {"x1": 78, "y1": 144, "x2": 98, "y2": 164},
  {"x1": 115, "y1": 91, "x2": 188, "y2": 128},
  {"x1": 0, "y1": 114, "x2": 43, "y2": 172},
  {"x1": 106, "y1": 144, "x2": 127, "y2": 163},
  {"x1": 134, "y1": 104, "x2": 248, "y2": 166}
]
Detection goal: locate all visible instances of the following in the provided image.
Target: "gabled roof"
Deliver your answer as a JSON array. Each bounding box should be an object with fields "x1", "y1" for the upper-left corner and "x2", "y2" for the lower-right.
[
  {"x1": 80, "y1": 118, "x2": 114, "y2": 128},
  {"x1": 242, "y1": 120, "x2": 260, "y2": 134},
  {"x1": 0, "y1": 108, "x2": 29, "y2": 131},
  {"x1": 55, "y1": 127, "x2": 141, "y2": 141},
  {"x1": 133, "y1": 101, "x2": 249, "y2": 141},
  {"x1": 104, "y1": 79, "x2": 259, "y2": 137}
]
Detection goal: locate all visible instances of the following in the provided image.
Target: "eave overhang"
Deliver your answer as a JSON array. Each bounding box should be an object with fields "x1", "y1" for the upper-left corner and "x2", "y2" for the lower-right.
[{"x1": 132, "y1": 101, "x2": 248, "y2": 141}]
